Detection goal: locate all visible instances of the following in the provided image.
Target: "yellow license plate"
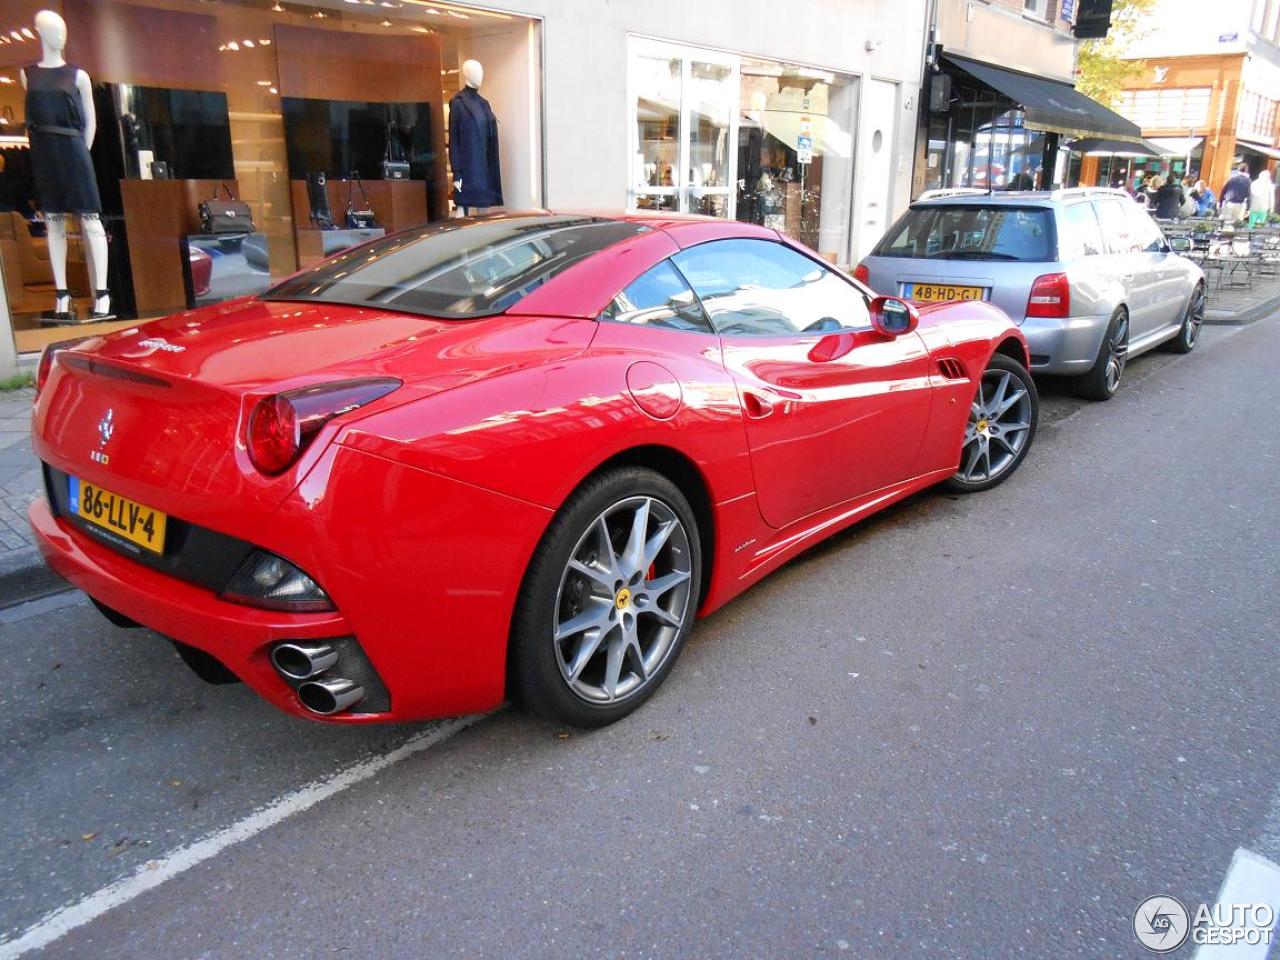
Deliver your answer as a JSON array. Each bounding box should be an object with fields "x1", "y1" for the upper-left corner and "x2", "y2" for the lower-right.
[
  {"x1": 68, "y1": 476, "x2": 167, "y2": 555},
  {"x1": 907, "y1": 283, "x2": 986, "y2": 303}
]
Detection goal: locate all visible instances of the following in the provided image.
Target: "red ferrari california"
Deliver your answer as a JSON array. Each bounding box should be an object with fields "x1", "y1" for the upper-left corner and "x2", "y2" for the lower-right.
[{"x1": 30, "y1": 213, "x2": 1038, "y2": 726}]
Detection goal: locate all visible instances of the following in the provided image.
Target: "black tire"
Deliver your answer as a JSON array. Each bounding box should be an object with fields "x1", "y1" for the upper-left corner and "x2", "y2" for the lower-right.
[
  {"x1": 1072, "y1": 308, "x2": 1129, "y2": 401},
  {"x1": 510, "y1": 466, "x2": 702, "y2": 727},
  {"x1": 946, "y1": 354, "x2": 1038, "y2": 494},
  {"x1": 1165, "y1": 282, "x2": 1204, "y2": 355}
]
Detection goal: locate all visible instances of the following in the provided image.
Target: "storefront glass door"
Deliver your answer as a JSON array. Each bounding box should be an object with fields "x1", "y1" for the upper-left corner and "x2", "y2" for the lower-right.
[{"x1": 629, "y1": 38, "x2": 738, "y2": 217}]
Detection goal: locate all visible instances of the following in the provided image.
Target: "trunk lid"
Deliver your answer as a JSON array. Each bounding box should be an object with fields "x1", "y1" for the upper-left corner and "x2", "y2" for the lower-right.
[{"x1": 33, "y1": 298, "x2": 593, "y2": 534}]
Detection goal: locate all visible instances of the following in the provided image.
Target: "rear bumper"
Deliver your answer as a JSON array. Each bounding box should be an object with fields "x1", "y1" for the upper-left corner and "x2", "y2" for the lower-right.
[
  {"x1": 1020, "y1": 314, "x2": 1110, "y2": 376},
  {"x1": 29, "y1": 495, "x2": 359, "y2": 721},
  {"x1": 29, "y1": 444, "x2": 555, "y2": 723}
]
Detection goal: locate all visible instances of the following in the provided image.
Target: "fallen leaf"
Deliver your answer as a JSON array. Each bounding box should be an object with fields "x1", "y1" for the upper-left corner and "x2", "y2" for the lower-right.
[
  {"x1": 807, "y1": 716, "x2": 818, "y2": 726},
  {"x1": 81, "y1": 832, "x2": 97, "y2": 842}
]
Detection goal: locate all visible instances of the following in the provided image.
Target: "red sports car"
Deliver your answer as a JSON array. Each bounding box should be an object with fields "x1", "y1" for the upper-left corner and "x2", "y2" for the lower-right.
[{"x1": 29, "y1": 213, "x2": 1038, "y2": 726}]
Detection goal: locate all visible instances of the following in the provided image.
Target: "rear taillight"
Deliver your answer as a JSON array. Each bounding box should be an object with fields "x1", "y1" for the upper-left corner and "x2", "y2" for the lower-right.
[
  {"x1": 853, "y1": 263, "x2": 871, "y2": 285},
  {"x1": 35, "y1": 336, "x2": 91, "y2": 394},
  {"x1": 1026, "y1": 273, "x2": 1071, "y2": 319},
  {"x1": 246, "y1": 377, "x2": 400, "y2": 475}
]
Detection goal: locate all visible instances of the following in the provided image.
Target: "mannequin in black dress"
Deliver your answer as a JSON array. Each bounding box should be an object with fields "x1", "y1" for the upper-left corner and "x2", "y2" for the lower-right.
[{"x1": 20, "y1": 10, "x2": 112, "y2": 323}]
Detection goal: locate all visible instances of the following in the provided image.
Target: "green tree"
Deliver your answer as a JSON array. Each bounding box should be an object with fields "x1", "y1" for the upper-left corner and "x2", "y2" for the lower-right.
[{"x1": 1075, "y1": 0, "x2": 1159, "y2": 107}]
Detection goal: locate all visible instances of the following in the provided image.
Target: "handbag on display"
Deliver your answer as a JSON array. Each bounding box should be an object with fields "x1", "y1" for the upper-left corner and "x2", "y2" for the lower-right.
[
  {"x1": 381, "y1": 121, "x2": 410, "y2": 180},
  {"x1": 307, "y1": 171, "x2": 334, "y2": 229},
  {"x1": 345, "y1": 173, "x2": 378, "y2": 229},
  {"x1": 199, "y1": 183, "x2": 255, "y2": 234}
]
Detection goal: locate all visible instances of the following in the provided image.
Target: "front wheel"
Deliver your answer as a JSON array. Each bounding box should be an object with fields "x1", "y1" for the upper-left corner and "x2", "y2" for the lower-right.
[
  {"x1": 946, "y1": 354, "x2": 1038, "y2": 494},
  {"x1": 510, "y1": 467, "x2": 702, "y2": 727},
  {"x1": 1165, "y1": 282, "x2": 1204, "y2": 354}
]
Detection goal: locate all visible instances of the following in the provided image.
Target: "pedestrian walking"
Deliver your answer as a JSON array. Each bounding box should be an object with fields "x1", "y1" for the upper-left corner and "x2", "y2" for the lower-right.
[
  {"x1": 1220, "y1": 163, "x2": 1252, "y2": 222},
  {"x1": 1248, "y1": 168, "x2": 1274, "y2": 227}
]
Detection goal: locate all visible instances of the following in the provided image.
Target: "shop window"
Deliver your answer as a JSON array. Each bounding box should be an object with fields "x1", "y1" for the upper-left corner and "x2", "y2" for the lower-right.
[
  {"x1": 1115, "y1": 88, "x2": 1211, "y2": 131},
  {"x1": 628, "y1": 39, "x2": 859, "y2": 266},
  {"x1": 0, "y1": 0, "x2": 543, "y2": 355}
]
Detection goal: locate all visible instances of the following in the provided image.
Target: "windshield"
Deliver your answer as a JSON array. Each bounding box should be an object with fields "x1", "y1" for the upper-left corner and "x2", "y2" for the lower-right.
[
  {"x1": 873, "y1": 205, "x2": 1055, "y2": 262},
  {"x1": 263, "y1": 215, "x2": 651, "y2": 318}
]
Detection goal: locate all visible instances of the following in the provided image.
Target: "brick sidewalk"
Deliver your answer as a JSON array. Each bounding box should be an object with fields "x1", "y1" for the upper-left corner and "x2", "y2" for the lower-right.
[
  {"x1": 0, "y1": 387, "x2": 37, "y2": 554},
  {"x1": 1, "y1": 271, "x2": 1277, "y2": 569}
]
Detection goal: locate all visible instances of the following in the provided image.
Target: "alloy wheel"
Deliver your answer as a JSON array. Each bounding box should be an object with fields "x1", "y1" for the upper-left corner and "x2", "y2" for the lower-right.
[
  {"x1": 957, "y1": 368, "x2": 1034, "y2": 484},
  {"x1": 1185, "y1": 285, "x2": 1205, "y2": 347},
  {"x1": 1105, "y1": 315, "x2": 1129, "y2": 393},
  {"x1": 553, "y1": 496, "x2": 693, "y2": 704}
]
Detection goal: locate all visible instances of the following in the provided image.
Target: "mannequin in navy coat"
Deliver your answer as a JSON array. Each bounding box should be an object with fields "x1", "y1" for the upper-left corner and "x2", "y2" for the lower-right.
[{"x1": 449, "y1": 60, "x2": 503, "y2": 213}]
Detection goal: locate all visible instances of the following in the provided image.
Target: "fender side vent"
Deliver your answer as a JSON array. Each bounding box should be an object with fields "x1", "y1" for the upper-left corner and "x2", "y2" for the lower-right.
[{"x1": 937, "y1": 357, "x2": 968, "y2": 380}]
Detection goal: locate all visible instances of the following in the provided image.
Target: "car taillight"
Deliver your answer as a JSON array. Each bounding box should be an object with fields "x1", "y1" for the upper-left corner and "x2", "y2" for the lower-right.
[
  {"x1": 35, "y1": 337, "x2": 91, "y2": 394},
  {"x1": 853, "y1": 263, "x2": 871, "y2": 285},
  {"x1": 1026, "y1": 273, "x2": 1071, "y2": 319},
  {"x1": 246, "y1": 377, "x2": 400, "y2": 475}
]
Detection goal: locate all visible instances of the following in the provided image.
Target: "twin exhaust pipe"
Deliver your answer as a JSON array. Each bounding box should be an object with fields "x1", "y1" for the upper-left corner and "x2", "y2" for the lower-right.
[{"x1": 269, "y1": 642, "x2": 364, "y2": 716}]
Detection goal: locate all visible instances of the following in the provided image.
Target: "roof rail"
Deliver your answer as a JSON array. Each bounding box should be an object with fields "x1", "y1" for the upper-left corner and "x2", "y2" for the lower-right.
[
  {"x1": 1049, "y1": 187, "x2": 1131, "y2": 201},
  {"x1": 916, "y1": 187, "x2": 990, "y2": 201}
]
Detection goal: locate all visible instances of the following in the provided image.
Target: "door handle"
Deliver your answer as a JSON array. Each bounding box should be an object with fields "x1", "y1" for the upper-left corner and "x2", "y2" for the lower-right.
[{"x1": 742, "y1": 392, "x2": 775, "y2": 419}]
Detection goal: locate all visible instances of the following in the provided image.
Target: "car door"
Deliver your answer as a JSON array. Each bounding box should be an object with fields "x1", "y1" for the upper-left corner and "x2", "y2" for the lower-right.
[
  {"x1": 1092, "y1": 198, "x2": 1155, "y2": 333},
  {"x1": 671, "y1": 237, "x2": 934, "y2": 530},
  {"x1": 1128, "y1": 204, "x2": 1187, "y2": 333}
]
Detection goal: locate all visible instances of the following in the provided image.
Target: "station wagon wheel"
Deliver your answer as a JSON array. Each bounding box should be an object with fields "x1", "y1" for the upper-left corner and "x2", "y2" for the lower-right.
[
  {"x1": 1166, "y1": 282, "x2": 1204, "y2": 355},
  {"x1": 1073, "y1": 308, "x2": 1130, "y2": 401},
  {"x1": 510, "y1": 467, "x2": 702, "y2": 727},
  {"x1": 947, "y1": 354, "x2": 1038, "y2": 494}
]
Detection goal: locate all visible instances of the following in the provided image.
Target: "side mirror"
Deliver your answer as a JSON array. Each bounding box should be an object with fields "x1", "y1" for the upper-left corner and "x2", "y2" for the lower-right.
[
  {"x1": 1168, "y1": 236, "x2": 1193, "y2": 254},
  {"x1": 869, "y1": 296, "x2": 920, "y2": 337}
]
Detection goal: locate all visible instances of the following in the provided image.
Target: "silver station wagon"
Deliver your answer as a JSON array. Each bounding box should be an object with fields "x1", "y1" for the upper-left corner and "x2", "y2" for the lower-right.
[{"x1": 855, "y1": 189, "x2": 1206, "y2": 400}]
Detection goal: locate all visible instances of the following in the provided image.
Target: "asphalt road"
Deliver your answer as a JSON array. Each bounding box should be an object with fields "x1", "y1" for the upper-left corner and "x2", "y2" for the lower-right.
[{"x1": 1, "y1": 318, "x2": 1277, "y2": 959}]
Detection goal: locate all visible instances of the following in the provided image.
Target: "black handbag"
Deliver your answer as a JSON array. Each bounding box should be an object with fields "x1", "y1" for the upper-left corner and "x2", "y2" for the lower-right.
[
  {"x1": 381, "y1": 121, "x2": 410, "y2": 180},
  {"x1": 199, "y1": 183, "x2": 255, "y2": 234},
  {"x1": 345, "y1": 173, "x2": 378, "y2": 229}
]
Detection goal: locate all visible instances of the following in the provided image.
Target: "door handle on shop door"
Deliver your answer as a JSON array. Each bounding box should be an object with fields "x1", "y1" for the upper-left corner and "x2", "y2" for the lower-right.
[{"x1": 743, "y1": 392, "x2": 775, "y2": 419}]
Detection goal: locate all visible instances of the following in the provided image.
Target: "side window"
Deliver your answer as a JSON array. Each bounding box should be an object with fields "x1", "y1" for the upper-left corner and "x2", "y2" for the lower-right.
[
  {"x1": 672, "y1": 238, "x2": 871, "y2": 337},
  {"x1": 600, "y1": 260, "x2": 714, "y2": 333},
  {"x1": 1059, "y1": 202, "x2": 1105, "y2": 259},
  {"x1": 1127, "y1": 205, "x2": 1167, "y2": 253},
  {"x1": 1092, "y1": 200, "x2": 1140, "y2": 254}
]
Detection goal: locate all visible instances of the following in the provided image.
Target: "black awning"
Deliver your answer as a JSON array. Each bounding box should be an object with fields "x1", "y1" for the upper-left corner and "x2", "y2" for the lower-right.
[
  {"x1": 1070, "y1": 137, "x2": 1164, "y2": 158},
  {"x1": 944, "y1": 54, "x2": 1142, "y2": 140}
]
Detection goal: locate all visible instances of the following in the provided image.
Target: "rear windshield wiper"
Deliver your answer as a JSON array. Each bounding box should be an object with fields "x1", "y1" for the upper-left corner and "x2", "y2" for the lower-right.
[{"x1": 935, "y1": 251, "x2": 1022, "y2": 260}]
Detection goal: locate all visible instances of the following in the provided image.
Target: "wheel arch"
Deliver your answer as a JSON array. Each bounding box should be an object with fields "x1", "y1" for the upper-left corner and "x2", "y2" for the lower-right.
[
  {"x1": 993, "y1": 335, "x2": 1030, "y2": 370},
  {"x1": 581, "y1": 445, "x2": 716, "y2": 609}
]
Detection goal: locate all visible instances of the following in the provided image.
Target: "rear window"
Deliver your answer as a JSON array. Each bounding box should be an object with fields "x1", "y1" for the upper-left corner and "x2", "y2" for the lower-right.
[
  {"x1": 873, "y1": 205, "x2": 1055, "y2": 262},
  {"x1": 264, "y1": 215, "x2": 649, "y2": 318}
]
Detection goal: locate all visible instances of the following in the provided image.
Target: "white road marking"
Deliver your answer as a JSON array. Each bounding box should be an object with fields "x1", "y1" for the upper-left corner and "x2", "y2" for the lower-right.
[
  {"x1": 1194, "y1": 848, "x2": 1280, "y2": 960},
  {"x1": 0, "y1": 714, "x2": 483, "y2": 960}
]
